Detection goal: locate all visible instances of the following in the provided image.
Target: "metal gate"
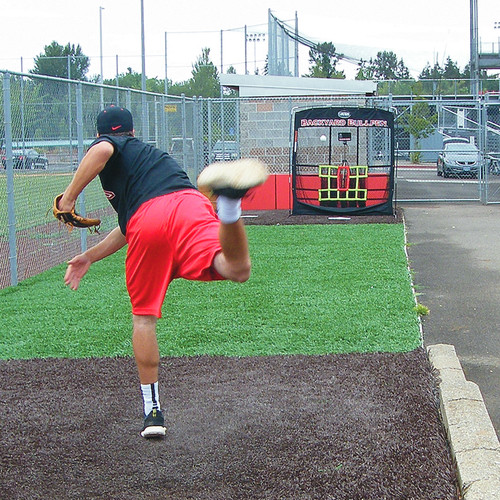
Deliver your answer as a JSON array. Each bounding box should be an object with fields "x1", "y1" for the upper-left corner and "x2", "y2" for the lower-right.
[
  {"x1": 484, "y1": 101, "x2": 500, "y2": 203},
  {"x1": 386, "y1": 97, "x2": 500, "y2": 204},
  {"x1": 391, "y1": 98, "x2": 480, "y2": 203}
]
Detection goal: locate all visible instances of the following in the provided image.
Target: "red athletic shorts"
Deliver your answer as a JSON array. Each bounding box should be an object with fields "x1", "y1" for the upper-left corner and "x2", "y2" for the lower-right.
[{"x1": 125, "y1": 189, "x2": 224, "y2": 318}]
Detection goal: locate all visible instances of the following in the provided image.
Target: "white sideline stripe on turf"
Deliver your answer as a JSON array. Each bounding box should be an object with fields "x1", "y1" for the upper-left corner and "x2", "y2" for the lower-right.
[{"x1": 403, "y1": 179, "x2": 478, "y2": 184}]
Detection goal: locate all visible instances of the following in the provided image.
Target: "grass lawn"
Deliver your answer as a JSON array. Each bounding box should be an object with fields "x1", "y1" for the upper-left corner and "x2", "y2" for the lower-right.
[{"x1": 0, "y1": 224, "x2": 422, "y2": 359}]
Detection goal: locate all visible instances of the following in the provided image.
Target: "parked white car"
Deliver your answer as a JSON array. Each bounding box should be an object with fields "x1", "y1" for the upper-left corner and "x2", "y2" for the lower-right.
[{"x1": 437, "y1": 142, "x2": 481, "y2": 178}]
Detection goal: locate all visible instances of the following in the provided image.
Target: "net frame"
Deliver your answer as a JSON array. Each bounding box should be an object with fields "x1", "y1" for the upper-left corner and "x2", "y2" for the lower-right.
[{"x1": 291, "y1": 106, "x2": 395, "y2": 215}]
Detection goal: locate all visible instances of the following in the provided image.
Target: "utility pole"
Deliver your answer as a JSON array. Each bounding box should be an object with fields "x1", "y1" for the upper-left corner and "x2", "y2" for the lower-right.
[
  {"x1": 99, "y1": 6, "x2": 105, "y2": 108},
  {"x1": 140, "y1": 0, "x2": 148, "y2": 140},
  {"x1": 470, "y1": 0, "x2": 479, "y2": 97}
]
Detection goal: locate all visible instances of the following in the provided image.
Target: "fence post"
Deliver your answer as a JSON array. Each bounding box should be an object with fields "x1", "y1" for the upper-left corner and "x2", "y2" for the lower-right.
[
  {"x1": 165, "y1": 96, "x2": 171, "y2": 152},
  {"x1": 236, "y1": 99, "x2": 241, "y2": 156},
  {"x1": 220, "y1": 96, "x2": 225, "y2": 158},
  {"x1": 20, "y1": 70, "x2": 26, "y2": 154},
  {"x1": 181, "y1": 93, "x2": 187, "y2": 169},
  {"x1": 193, "y1": 96, "x2": 199, "y2": 174},
  {"x1": 67, "y1": 56, "x2": 73, "y2": 164},
  {"x1": 208, "y1": 99, "x2": 213, "y2": 162},
  {"x1": 141, "y1": 94, "x2": 149, "y2": 143},
  {"x1": 3, "y1": 73, "x2": 18, "y2": 286},
  {"x1": 126, "y1": 89, "x2": 132, "y2": 113},
  {"x1": 161, "y1": 95, "x2": 167, "y2": 152},
  {"x1": 76, "y1": 82, "x2": 87, "y2": 252},
  {"x1": 154, "y1": 97, "x2": 159, "y2": 147},
  {"x1": 479, "y1": 99, "x2": 488, "y2": 204}
]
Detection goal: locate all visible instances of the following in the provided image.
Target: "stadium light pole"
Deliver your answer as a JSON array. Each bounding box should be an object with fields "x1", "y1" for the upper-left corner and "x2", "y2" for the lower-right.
[
  {"x1": 246, "y1": 33, "x2": 266, "y2": 74},
  {"x1": 99, "y1": 6, "x2": 105, "y2": 108},
  {"x1": 294, "y1": 11, "x2": 299, "y2": 77},
  {"x1": 99, "y1": 7, "x2": 105, "y2": 83},
  {"x1": 140, "y1": 0, "x2": 146, "y2": 93},
  {"x1": 470, "y1": 0, "x2": 479, "y2": 97},
  {"x1": 140, "y1": 0, "x2": 148, "y2": 140},
  {"x1": 496, "y1": 21, "x2": 500, "y2": 93},
  {"x1": 164, "y1": 32, "x2": 168, "y2": 95},
  {"x1": 244, "y1": 26, "x2": 248, "y2": 74},
  {"x1": 220, "y1": 30, "x2": 224, "y2": 75}
]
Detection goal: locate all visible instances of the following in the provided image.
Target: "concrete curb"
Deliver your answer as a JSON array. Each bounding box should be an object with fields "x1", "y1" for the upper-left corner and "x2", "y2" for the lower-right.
[{"x1": 427, "y1": 344, "x2": 500, "y2": 500}]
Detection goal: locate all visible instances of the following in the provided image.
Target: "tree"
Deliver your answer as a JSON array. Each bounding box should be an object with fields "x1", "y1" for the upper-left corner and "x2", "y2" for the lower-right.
[
  {"x1": 305, "y1": 42, "x2": 345, "y2": 79},
  {"x1": 400, "y1": 100, "x2": 438, "y2": 163},
  {"x1": 168, "y1": 80, "x2": 191, "y2": 96},
  {"x1": 222, "y1": 66, "x2": 238, "y2": 97},
  {"x1": 357, "y1": 51, "x2": 409, "y2": 80},
  {"x1": 442, "y1": 57, "x2": 462, "y2": 79},
  {"x1": 355, "y1": 59, "x2": 373, "y2": 80},
  {"x1": 419, "y1": 62, "x2": 443, "y2": 80},
  {"x1": 166, "y1": 48, "x2": 220, "y2": 97},
  {"x1": 0, "y1": 76, "x2": 46, "y2": 140},
  {"x1": 188, "y1": 48, "x2": 220, "y2": 97},
  {"x1": 31, "y1": 41, "x2": 90, "y2": 80},
  {"x1": 104, "y1": 68, "x2": 165, "y2": 93},
  {"x1": 420, "y1": 57, "x2": 463, "y2": 80},
  {"x1": 417, "y1": 58, "x2": 471, "y2": 95}
]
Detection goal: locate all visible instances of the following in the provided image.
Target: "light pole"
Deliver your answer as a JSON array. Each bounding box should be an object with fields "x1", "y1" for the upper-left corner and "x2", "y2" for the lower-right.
[
  {"x1": 246, "y1": 32, "x2": 266, "y2": 74},
  {"x1": 99, "y1": 6, "x2": 105, "y2": 108},
  {"x1": 140, "y1": 0, "x2": 146, "y2": 92},
  {"x1": 164, "y1": 32, "x2": 168, "y2": 95},
  {"x1": 140, "y1": 0, "x2": 148, "y2": 141},
  {"x1": 495, "y1": 21, "x2": 500, "y2": 94}
]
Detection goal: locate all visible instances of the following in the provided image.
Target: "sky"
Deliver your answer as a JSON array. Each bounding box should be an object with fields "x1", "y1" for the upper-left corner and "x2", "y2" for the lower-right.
[{"x1": 1, "y1": 0, "x2": 499, "y2": 83}]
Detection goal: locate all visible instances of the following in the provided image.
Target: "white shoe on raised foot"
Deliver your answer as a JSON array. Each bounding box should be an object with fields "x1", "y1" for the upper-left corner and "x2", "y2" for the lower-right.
[{"x1": 197, "y1": 159, "x2": 269, "y2": 199}]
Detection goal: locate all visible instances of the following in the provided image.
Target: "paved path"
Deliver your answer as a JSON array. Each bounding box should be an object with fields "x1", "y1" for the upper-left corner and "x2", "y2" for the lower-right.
[{"x1": 403, "y1": 203, "x2": 500, "y2": 438}]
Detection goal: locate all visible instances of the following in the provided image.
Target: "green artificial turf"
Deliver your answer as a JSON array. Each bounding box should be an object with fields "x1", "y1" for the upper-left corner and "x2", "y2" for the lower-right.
[{"x1": 0, "y1": 224, "x2": 422, "y2": 359}]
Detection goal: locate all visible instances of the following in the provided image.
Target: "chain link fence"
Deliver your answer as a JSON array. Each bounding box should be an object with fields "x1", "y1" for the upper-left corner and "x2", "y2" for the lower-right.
[
  {"x1": 2, "y1": 70, "x2": 500, "y2": 287},
  {"x1": 380, "y1": 96, "x2": 500, "y2": 203},
  {"x1": 0, "y1": 71, "x2": 192, "y2": 288}
]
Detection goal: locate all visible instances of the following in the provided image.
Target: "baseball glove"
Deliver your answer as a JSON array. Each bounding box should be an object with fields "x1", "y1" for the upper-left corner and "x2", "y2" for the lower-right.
[{"x1": 53, "y1": 193, "x2": 101, "y2": 232}]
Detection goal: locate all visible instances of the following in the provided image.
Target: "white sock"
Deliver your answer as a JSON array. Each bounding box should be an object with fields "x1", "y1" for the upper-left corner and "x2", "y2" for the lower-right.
[
  {"x1": 216, "y1": 196, "x2": 242, "y2": 224},
  {"x1": 141, "y1": 381, "x2": 161, "y2": 415}
]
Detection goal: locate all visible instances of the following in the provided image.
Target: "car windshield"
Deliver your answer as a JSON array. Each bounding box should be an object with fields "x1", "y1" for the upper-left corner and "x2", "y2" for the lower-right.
[{"x1": 213, "y1": 141, "x2": 236, "y2": 151}]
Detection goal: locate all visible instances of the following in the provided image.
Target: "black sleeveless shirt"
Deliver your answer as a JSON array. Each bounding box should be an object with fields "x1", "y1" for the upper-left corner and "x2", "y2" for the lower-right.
[{"x1": 91, "y1": 135, "x2": 195, "y2": 234}]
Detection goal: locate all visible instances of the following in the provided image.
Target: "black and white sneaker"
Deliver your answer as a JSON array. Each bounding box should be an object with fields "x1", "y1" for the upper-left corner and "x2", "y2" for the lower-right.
[
  {"x1": 197, "y1": 159, "x2": 269, "y2": 199},
  {"x1": 141, "y1": 408, "x2": 166, "y2": 438}
]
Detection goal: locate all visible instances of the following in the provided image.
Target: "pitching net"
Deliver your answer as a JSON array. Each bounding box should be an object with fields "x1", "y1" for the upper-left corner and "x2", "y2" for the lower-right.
[{"x1": 291, "y1": 106, "x2": 395, "y2": 215}]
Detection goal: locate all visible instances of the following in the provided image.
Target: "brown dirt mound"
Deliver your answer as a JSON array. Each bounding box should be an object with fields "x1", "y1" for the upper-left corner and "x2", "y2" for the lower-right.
[
  {"x1": 0, "y1": 349, "x2": 459, "y2": 499},
  {"x1": 241, "y1": 208, "x2": 403, "y2": 226}
]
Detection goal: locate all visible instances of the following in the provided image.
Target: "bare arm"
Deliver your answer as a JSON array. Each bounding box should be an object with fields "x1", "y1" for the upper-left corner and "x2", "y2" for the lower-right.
[
  {"x1": 64, "y1": 226, "x2": 127, "y2": 290},
  {"x1": 58, "y1": 140, "x2": 114, "y2": 211}
]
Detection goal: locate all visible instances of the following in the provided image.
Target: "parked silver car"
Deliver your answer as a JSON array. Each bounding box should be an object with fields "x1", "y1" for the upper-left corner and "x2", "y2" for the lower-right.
[
  {"x1": 211, "y1": 141, "x2": 239, "y2": 162},
  {"x1": 437, "y1": 142, "x2": 481, "y2": 178}
]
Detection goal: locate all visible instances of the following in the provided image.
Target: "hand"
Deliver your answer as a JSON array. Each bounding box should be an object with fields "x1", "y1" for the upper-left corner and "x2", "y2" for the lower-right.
[
  {"x1": 57, "y1": 193, "x2": 75, "y2": 212},
  {"x1": 64, "y1": 253, "x2": 92, "y2": 290}
]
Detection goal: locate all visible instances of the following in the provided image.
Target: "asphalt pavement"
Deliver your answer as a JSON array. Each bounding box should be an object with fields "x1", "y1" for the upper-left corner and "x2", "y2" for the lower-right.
[{"x1": 403, "y1": 202, "x2": 500, "y2": 439}]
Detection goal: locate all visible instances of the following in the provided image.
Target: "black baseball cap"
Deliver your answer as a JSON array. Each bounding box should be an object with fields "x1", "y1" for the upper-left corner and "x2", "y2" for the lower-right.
[{"x1": 96, "y1": 105, "x2": 134, "y2": 134}]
